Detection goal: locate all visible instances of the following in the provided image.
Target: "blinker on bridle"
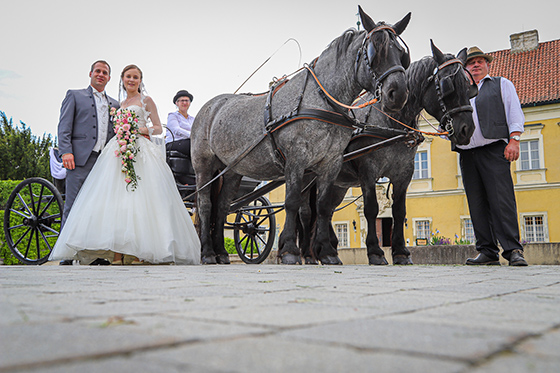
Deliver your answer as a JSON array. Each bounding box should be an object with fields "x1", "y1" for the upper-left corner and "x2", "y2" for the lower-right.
[
  {"x1": 355, "y1": 24, "x2": 410, "y2": 99},
  {"x1": 430, "y1": 58, "x2": 477, "y2": 136}
]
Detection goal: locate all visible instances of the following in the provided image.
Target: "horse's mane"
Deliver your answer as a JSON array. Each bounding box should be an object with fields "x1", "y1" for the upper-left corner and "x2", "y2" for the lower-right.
[
  {"x1": 403, "y1": 56, "x2": 437, "y2": 122},
  {"x1": 320, "y1": 24, "x2": 396, "y2": 66},
  {"x1": 314, "y1": 28, "x2": 362, "y2": 64},
  {"x1": 403, "y1": 53, "x2": 459, "y2": 125}
]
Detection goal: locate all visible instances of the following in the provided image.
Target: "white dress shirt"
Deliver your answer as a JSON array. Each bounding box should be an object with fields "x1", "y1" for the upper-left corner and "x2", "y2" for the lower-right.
[
  {"x1": 457, "y1": 75, "x2": 524, "y2": 150},
  {"x1": 91, "y1": 87, "x2": 109, "y2": 152},
  {"x1": 165, "y1": 111, "x2": 194, "y2": 143}
]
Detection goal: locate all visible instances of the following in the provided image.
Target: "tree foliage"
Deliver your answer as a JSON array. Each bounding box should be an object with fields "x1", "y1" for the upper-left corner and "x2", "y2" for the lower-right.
[{"x1": 0, "y1": 111, "x2": 55, "y2": 180}]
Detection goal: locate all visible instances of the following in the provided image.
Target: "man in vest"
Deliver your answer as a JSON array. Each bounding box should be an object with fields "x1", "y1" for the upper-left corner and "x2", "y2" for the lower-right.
[{"x1": 457, "y1": 46, "x2": 528, "y2": 266}]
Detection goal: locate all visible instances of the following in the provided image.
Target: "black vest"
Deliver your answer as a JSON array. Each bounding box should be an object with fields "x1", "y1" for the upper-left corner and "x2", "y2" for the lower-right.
[{"x1": 475, "y1": 77, "x2": 509, "y2": 140}]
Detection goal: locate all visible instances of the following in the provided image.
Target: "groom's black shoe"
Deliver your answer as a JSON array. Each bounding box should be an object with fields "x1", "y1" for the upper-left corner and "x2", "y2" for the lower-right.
[
  {"x1": 466, "y1": 253, "x2": 500, "y2": 266},
  {"x1": 89, "y1": 258, "x2": 111, "y2": 266},
  {"x1": 59, "y1": 260, "x2": 73, "y2": 265}
]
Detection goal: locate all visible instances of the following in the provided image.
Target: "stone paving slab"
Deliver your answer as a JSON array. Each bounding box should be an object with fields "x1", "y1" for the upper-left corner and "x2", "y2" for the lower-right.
[{"x1": 1, "y1": 265, "x2": 559, "y2": 372}]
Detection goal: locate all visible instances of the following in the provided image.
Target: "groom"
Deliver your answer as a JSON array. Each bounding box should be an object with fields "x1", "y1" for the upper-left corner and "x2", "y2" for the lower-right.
[{"x1": 57, "y1": 60, "x2": 119, "y2": 265}]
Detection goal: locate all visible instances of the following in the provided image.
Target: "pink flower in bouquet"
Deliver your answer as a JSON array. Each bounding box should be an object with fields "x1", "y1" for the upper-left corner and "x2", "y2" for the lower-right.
[
  {"x1": 129, "y1": 154, "x2": 134, "y2": 159},
  {"x1": 124, "y1": 178, "x2": 132, "y2": 184}
]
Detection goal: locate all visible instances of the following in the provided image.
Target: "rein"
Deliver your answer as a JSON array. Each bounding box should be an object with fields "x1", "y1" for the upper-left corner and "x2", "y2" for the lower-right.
[
  {"x1": 355, "y1": 58, "x2": 474, "y2": 138},
  {"x1": 190, "y1": 25, "x2": 409, "y2": 198}
]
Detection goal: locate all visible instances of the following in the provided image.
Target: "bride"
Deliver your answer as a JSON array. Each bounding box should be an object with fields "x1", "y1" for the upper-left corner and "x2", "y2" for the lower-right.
[{"x1": 49, "y1": 64, "x2": 201, "y2": 265}]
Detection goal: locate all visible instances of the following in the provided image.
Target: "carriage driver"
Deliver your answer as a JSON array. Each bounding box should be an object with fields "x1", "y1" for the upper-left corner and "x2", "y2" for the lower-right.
[{"x1": 166, "y1": 90, "x2": 195, "y2": 157}]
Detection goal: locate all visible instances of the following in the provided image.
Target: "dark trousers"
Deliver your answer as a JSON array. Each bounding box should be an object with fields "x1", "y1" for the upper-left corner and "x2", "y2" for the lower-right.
[
  {"x1": 166, "y1": 139, "x2": 191, "y2": 157},
  {"x1": 459, "y1": 141, "x2": 522, "y2": 260},
  {"x1": 62, "y1": 151, "x2": 99, "y2": 227}
]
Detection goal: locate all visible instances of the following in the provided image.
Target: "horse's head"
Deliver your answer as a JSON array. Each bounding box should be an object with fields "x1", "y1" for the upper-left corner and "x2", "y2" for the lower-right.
[
  {"x1": 423, "y1": 41, "x2": 476, "y2": 145},
  {"x1": 356, "y1": 6, "x2": 411, "y2": 113}
]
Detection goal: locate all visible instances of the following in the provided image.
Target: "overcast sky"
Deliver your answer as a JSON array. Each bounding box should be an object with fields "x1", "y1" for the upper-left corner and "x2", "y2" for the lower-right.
[{"x1": 1, "y1": 0, "x2": 557, "y2": 139}]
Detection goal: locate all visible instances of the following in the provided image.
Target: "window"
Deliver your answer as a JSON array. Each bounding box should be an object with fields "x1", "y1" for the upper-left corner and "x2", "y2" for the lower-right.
[
  {"x1": 524, "y1": 215, "x2": 546, "y2": 242},
  {"x1": 413, "y1": 151, "x2": 428, "y2": 179},
  {"x1": 462, "y1": 218, "x2": 475, "y2": 244},
  {"x1": 415, "y1": 220, "x2": 430, "y2": 239},
  {"x1": 334, "y1": 223, "x2": 349, "y2": 248},
  {"x1": 520, "y1": 140, "x2": 540, "y2": 170}
]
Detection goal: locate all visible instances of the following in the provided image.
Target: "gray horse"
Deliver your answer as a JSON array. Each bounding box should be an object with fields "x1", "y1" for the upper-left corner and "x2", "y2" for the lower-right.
[
  {"x1": 192, "y1": 6, "x2": 411, "y2": 265},
  {"x1": 300, "y1": 41, "x2": 476, "y2": 265}
]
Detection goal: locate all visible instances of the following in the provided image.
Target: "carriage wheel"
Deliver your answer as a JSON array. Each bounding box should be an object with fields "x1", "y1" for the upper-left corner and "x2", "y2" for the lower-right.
[
  {"x1": 233, "y1": 196, "x2": 276, "y2": 264},
  {"x1": 3, "y1": 178, "x2": 64, "y2": 265}
]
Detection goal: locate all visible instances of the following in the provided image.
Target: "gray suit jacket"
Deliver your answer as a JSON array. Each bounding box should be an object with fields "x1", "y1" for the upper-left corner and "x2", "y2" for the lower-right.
[{"x1": 58, "y1": 86, "x2": 119, "y2": 166}]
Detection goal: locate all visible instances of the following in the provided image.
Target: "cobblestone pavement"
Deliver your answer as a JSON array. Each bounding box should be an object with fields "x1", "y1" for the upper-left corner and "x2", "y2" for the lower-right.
[{"x1": 1, "y1": 265, "x2": 559, "y2": 372}]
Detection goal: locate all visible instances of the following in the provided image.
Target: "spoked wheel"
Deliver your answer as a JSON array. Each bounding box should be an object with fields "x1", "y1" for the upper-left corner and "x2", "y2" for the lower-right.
[
  {"x1": 3, "y1": 178, "x2": 64, "y2": 265},
  {"x1": 233, "y1": 196, "x2": 276, "y2": 264}
]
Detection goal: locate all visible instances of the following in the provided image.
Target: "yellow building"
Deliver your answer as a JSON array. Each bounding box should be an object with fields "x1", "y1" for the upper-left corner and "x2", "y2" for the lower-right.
[{"x1": 267, "y1": 30, "x2": 560, "y2": 252}]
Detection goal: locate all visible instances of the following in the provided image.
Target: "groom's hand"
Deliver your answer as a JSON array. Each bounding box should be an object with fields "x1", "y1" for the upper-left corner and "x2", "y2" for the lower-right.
[{"x1": 62, "y1": 153, "x2": 75, "y2": 170}]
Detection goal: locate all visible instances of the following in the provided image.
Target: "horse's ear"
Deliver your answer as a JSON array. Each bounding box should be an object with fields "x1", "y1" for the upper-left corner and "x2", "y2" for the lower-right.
[
  {"x1": 431, "y1": 39, "x2": 445, "y2": 64},
  {"x1": 457, "y1": 48, "x2": 468, "y2": 64},
  {"x1": 392, "y1": 12, "x2": 411, "y2": 36},
  {"x1": 358, "y1": 5, "x2": 377, "y2": 32}
]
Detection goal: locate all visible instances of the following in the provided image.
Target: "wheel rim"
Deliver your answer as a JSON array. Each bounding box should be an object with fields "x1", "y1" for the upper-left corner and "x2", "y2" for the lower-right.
[
  {"x1": 4, "y1": 178, "x2": 63, "y2": 264},
  {"x1": 233, "y1": 197, "x2": 275, "y2": 264}
]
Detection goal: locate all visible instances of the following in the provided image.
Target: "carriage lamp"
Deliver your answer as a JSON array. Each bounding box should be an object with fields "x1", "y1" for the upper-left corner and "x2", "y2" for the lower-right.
[
  {"x1": 405, "y1": 218, "x2": 408, "y2": 228},
  {"x1": 352, "y1": 220, "x2": 357, "y2": 232}
]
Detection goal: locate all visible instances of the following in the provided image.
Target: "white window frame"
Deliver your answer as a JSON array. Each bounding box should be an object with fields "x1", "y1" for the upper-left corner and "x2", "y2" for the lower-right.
[
  {"x1": 460, "y1": 216, "x2": 476, "y2": 244},
  {"x1": 334, "y1": 222, "x2": 350, "y2": 248},
  {"x1": 413, "y1": 150, "x2": 429, "y2": 180},
  {"x1": 408, "y1": 138, "x2": 433, "y2": 192},
  {"x1": 514, "y1": 124, "x2": 546, "y2": 185},
  {"x1": 519, "y1": 139, "x2": 541, "y2": 171},
  {"x1": 520, "y1": 212, "x2": 549, "y2": 243},
  {"x1": 412, "y1": 217, "x2": 432, "y2": 240}
]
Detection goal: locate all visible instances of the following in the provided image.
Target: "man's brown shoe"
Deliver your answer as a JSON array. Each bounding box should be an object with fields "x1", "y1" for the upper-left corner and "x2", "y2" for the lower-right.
[
  {"x1": 466, "y1": 253, "x2": 500, "y2": 265},
  {"x1": 509, "y1": 249, "x2": 528, "y2": 266}
]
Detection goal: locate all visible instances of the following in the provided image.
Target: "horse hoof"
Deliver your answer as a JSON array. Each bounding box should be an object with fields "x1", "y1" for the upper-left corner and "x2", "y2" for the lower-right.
[
  {"x1": 305, "y1": 257, "x2": 319, "y2": 265},
  {"x1": 201, "y1": 255, "x2": 217, "y2": 265},
  {"x1": 319, "y1": 255, "x2": 343, "y2": 265},
  {"x1": 393, "y1": 255, "x2": 413, "y2": 265},
  {"x1": 281, "y1": 253, "x2": 302, "y2": 265},
  {"x1": 216, "y1": 254, "x2": 231, "y2": 265},
  {"x1": 368, "y1": 254, "x2": 389, "y2": 265}
]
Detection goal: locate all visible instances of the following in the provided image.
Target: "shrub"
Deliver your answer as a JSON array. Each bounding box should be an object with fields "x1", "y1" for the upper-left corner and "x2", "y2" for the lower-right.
[
  {"x1": 224, "y1": 237, "x2": 237, "y2": 254},
  {"x1": 0, "y1": 180, "x2": 23, "y2": 209}
]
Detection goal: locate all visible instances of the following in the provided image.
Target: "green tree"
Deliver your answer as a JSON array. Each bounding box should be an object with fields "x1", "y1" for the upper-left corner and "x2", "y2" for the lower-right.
[{"x1": 0, "y1": 111, "x2": 55, "y2": 180}]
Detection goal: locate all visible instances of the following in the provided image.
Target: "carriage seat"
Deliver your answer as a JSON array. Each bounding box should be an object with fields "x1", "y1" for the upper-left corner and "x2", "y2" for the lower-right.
[{"x1": 166, "y1": 150, "x2": 196, "y2": 186}]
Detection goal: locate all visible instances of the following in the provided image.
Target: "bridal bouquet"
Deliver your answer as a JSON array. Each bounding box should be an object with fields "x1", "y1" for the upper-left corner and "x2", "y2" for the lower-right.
[{"x1": 111, "y1": 107, "x2": 141, "y2": 191}]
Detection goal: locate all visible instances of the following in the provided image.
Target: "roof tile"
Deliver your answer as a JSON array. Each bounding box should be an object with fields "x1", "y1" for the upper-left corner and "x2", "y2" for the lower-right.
[{"x1": 488, "y1": 39, "x2": 560, "y2": 106}]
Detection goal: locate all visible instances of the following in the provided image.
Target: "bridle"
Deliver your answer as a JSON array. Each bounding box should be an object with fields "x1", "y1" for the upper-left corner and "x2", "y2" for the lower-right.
[
  {"x1": 429, "y1": 58, "x2": 477, "y2": 137},
  {"x1": 354, "y1": 24, "x2": 410, "y2": 102}
]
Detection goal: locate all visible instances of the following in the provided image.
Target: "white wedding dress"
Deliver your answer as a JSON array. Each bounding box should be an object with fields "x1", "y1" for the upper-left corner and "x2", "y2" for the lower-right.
[{"x1": 49, "y1": 102, "x2": 201, "y2": 265}]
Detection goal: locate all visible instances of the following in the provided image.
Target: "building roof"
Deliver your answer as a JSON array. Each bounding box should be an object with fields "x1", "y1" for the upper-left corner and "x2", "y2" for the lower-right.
[{"x1": 488, "y1": 39, "x2": 560, "y2": 107}]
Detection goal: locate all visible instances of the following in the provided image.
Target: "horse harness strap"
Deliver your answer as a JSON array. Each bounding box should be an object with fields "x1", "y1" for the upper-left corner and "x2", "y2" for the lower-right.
[{"x1": 263, "y1": 68, "x2": 361, "y2": 168}]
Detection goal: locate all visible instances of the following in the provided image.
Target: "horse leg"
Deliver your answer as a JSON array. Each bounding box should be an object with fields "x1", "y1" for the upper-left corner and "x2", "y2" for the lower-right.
[
  {"x1": 278, "y1": 165, "x2": 305, "y2": 265},
  {"x1": 211, "y1": 173, "x2": 243, "y2": 264},
  {"x1": 298, "y1": 180, "x2": 318, "y2": 264},
  {"x1": 391, "y1": 182, "x2": 413, "y2": 265},
  {"x1": 313, "y1": 181, "x2": 345, "y2": 265},
  {"x1": 362, "y1": 181, "x2": 388, "y2": 265},
  {"x1": 195, "y1": 168, "x2": 220, "y2": 264}
]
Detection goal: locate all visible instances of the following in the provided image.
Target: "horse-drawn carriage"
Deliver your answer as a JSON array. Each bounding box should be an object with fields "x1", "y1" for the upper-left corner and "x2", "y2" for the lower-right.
[
  {"x1": 3, "y1": 147, "x2": 279, "y2": 265},
  {"x1": 3, "y1": 6, "x2": 477, "y2": 267}
]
